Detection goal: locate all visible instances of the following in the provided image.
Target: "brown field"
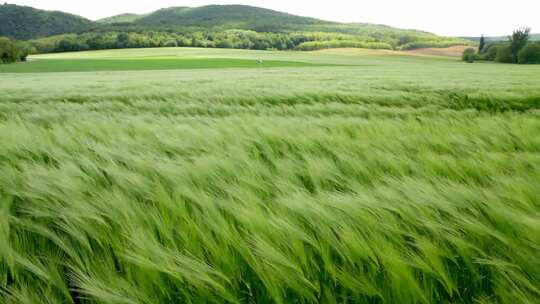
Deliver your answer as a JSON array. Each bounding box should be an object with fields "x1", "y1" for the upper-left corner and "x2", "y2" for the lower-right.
[
  {"x1": 314, "y1": 46, "x2": 474, "y2": 58},
  {"x1": 405, "y1": 45, "x2": 474, "y2": 57}
]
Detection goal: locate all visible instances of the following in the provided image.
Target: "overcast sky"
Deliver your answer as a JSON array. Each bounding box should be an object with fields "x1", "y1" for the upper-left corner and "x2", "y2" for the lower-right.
[{"x1": 7, "y1": 0, "x2": 540, "y2": 37}]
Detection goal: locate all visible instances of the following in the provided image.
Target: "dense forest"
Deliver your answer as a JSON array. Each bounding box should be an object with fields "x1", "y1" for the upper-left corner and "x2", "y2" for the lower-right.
[
  {"x1": 1, "y1": 3, "x2": 472, "y2": 55},
  {"x1": 0, "y1": 37, "x2": 29, "y2": 63}
]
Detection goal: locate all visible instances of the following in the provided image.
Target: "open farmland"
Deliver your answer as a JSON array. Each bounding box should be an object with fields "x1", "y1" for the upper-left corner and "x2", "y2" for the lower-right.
[{"x1": 1, "y1": 47, "x2": 540, "y2": 304}]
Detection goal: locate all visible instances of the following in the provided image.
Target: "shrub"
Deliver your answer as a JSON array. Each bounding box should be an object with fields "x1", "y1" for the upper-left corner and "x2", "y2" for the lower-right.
[
  {"x1": 0, "y1": 36, "x2": 29, "y2": 64},
  {"x1": 480, "y1": 44, "x2": 503, "y2": 61},
  {"x1": 495, "y1": 45, "x2": 513, "y2": 63},
  {"x1": 518, "y1": 43, "x2": 540, "y2": 64},
  {"x1": 462, "y1": 48, "x2": 478, "y2": 63}
]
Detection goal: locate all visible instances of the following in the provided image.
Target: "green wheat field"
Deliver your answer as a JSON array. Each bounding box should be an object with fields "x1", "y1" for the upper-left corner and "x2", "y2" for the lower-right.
[{"x1": 1, "y1": 47, "x2": 540, "y2": 304}]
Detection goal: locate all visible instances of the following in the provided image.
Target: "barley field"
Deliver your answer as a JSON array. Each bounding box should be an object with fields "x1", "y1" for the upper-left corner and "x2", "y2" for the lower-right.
[{"x1": 1, "y1": 47, "x2": 539, "y2": 304}]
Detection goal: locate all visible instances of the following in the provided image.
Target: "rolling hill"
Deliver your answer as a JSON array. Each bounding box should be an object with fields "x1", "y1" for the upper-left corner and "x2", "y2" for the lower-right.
[
  {"x1": 1, "y1": 3, "x2": 471, "y2": 52},
  {"x1": 129, "y1": 5, "x2": 328, "y2": 32},
  {"x1": 0, "y1": 3, "x2": 96, "y2": 40},
  {"x1": 96, "y1": 5, "x2": 470, "y2": 50},
  {"x1": 99, "y1": 5, "x2": 450, "y2": 40}
]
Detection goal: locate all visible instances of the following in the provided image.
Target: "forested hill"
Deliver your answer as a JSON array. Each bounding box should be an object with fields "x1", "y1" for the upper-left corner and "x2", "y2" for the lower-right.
[
  {"x1": 96, "y1": 5, "x2": 470, "y2": 50},
  {"x1": 1, "y1": 3, "x2": 471, "y2": 52},
  {"x1": 98, "y1": 5, "x2": 448, "y2": 41},
  {"x1": 127, "y1": 5, "x2": 328, "y2": 31},
  {"x1": 0, "y1": 3, "x2": 96, "y2": 40}
]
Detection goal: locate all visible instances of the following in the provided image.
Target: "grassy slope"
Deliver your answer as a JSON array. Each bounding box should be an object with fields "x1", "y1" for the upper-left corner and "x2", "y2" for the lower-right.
[
  {"x1": 96, "y1": 13, "x2": 148, "y2": 24},
  {"x1": 1, "y1": 48, "x2": 540, "y2": 304}
]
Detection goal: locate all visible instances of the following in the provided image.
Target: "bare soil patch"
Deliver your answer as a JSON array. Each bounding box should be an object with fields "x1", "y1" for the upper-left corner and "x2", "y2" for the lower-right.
[{"x1": 406, "y1": 45, "x2": 474, "y2": 57}]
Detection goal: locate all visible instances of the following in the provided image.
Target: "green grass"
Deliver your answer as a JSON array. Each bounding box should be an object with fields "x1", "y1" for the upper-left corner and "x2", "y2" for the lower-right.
[
  {"x1": 0, "y1": 58, "x2": 321, "y2": 73},
  {"x1": 1, "y1": 47, "x2": 540, "y2": 304}
]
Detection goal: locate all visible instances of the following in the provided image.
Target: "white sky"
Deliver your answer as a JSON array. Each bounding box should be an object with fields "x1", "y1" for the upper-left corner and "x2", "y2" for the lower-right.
[{"x1": 7, "y1": 0, "x2": 540, "y2": 37}]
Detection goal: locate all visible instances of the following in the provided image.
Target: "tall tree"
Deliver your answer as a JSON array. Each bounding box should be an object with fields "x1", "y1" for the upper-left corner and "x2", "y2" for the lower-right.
[
  {"x1": 478, "y1": 35, "x2": 485, "y2": 53},
  {"x1": 509, "y1": 27, "x2": 530, "y2": 63}
]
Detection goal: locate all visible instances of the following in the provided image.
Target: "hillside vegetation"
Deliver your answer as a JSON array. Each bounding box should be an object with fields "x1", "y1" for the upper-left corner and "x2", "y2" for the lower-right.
[
  {"x1": 1, "y1": 3, "x2": 470, "y2": 53},
  {"x1": 0, "y1": 3, "x2": 95, "y2": 40},
  {"x1": 132, "y1": 5, "x2": 325, "y2": 31},
  {"x1": 97, "y1": 5, "x2": 470, "y2": 50}
]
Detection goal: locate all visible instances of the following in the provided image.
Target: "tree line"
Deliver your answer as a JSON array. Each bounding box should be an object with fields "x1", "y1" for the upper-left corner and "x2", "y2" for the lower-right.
[
  {"x1": 31, "y1": 30, "x2": 305, "y2": 53},
  {"x1": 463, "y1": 28, "x2": 540, "y2": 64},
  {"x1": 0, "y1": 37, "x2": 29, "y2": 64},
  {"x1": 28, "y1": 29, "x2": 470, "y2": 54}
]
